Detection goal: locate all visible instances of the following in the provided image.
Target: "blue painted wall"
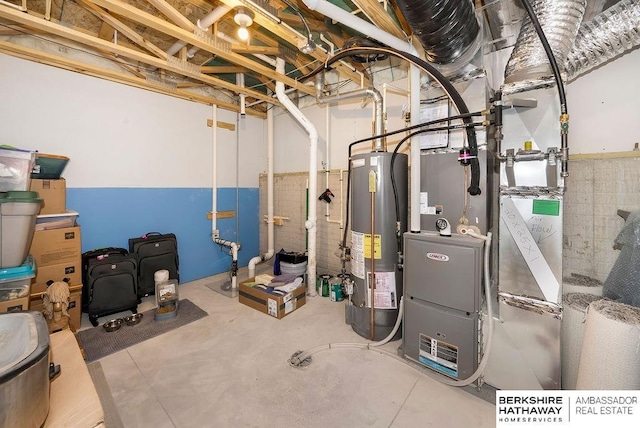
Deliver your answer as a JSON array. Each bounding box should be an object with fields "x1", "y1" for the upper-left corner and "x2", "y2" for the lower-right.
[
  {"x1": 1, "y1": 55, "x2": 266, "y2": 285},
  {"x1": 67, "y1": 187, "x2": 259, "y2": 283}
]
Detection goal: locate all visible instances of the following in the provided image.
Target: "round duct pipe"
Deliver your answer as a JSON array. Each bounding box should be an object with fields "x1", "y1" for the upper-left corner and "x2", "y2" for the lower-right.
[
  {"x1": 393, "y1": 0, "x2": 480, "y2": 65},
  {"x1": 564, "y1": 0, "x2": 640, "y2": 82},
  {"x1": 504, "y1": 0, "x2": 587, "y2": 84}
]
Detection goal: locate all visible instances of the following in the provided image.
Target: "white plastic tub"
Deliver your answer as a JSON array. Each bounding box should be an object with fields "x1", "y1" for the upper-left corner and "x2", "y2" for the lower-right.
[{"x1": 0, "y1": 192, "x2": 42, "y2": 268}]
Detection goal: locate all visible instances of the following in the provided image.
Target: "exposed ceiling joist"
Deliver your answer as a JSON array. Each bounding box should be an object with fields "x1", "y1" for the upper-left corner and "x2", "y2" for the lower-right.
[
  {"x1": 78, "y1": 0, "x2": 168, "y2": 59},
  {"x1": 146, "y1": 0, "x2": 196, "y2": 31},
  {"x1": 215, "y1": 0, "x2": 367, "y2": 85},
  {"x1": 0, "y1": 5, "x2": 278, "y2": 106},
  {"x1": 0, "y1": 39, "x2": 266, "y2": 117},
  {"x1": 85, "y1": 0, "x2": 316, "y2": 95},
  {"x1": 351, "y1": 0, "x2": 405, "y2": 39}
]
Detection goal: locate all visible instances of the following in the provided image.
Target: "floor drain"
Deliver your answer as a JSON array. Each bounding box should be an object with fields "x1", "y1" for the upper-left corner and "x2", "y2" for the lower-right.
[{"x1": 289, "y1": 350, "x2": 312, "y2": 368}]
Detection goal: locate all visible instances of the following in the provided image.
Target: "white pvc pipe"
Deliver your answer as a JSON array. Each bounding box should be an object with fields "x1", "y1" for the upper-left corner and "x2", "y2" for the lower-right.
[
  {"x1": 248, "y1": 106, "x2": 275, "y2": 277},
  {"x1": 197, "y1": 5, "x2": 231, "y2": 30},
  {"x1": 165, "y1": 5, "x2": 229, "y2": 57},
  {"x1": 275, "y1": 57, "x2": 318, "y2": 297},
  {"x1": 212, "y1": 104, "x2": 218, "y2": 234},
  {"x1": 237, "y1": 73, "x2": 246, "y2": 117},
  {"x1": 302, "y1": 0, "x2": 422, "y2": 232},
  {"x1": 211, "y1": 104, "x2": 240, "y2": 289}
]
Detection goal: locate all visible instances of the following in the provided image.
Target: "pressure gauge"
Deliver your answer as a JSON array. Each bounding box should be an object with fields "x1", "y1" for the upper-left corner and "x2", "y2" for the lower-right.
[{"x1": 435, "y1": 218, "x2": 452, "y2": 236}]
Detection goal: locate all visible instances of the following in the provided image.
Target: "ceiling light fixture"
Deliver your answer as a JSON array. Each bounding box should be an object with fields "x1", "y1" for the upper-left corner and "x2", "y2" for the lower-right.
[{"x1": 234, "y1": 7, "x2": 254, "y2": 42}]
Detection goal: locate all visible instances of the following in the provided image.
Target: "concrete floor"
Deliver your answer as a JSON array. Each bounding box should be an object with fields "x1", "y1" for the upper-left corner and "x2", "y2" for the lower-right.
[{"x1": 80, "y1": 272, "x2": 496, "y2": 427}]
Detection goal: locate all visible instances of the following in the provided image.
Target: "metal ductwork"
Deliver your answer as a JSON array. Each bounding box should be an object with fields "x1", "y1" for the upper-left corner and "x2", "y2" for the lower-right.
[
  {"x1": 393, "y1": 0, "x2": 480, "y2": 65},
  {"x1": 504, "y1": 0, "x2": 587, "y2": 84},
  {"x1": 564, "y1": 0, "x2": 640, "y2": 81}
]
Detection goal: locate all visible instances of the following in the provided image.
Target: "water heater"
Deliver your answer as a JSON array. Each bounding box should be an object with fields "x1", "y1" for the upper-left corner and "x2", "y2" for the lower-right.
[{"x1": 345, "y1": 151, "x2": 408, "y2": 341}]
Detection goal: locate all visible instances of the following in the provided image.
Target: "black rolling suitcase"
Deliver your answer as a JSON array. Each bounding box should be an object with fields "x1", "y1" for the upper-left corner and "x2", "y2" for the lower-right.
[
  {"x1": 81, "y1": 247, "x2": 128, "y2": 306},
  {"x1": 128, "y1": 232, "x2": 179, "y2": 298},
  {"x1": 82, "y1": 248, "x2": 138, "y2": 326}
]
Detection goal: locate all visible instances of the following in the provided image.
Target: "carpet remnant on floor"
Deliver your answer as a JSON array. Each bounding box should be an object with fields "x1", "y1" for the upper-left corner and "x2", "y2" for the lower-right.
[{"x1": 77, "y1": 299, "x2": 208, "y2": 362}]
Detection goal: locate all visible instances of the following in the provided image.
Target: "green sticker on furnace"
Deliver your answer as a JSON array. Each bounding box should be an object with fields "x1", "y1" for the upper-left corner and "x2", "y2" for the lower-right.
[{"x1": 532, "y1": 199, "x2": 560, "y2": 216}]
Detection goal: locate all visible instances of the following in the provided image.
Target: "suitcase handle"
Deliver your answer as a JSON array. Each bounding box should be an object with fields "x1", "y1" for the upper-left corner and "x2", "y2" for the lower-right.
[{"x1": 142, "y1": 232, "x2": 162, "y2": 239}]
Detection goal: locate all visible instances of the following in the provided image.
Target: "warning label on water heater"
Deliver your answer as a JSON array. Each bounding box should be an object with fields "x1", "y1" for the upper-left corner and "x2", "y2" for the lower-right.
[
  {"x1": 351, "y1": 231, "x2": 381, "y2": 279},
  {"x1": 365, "y1": 271, "x2": 397, "y2": 309}
]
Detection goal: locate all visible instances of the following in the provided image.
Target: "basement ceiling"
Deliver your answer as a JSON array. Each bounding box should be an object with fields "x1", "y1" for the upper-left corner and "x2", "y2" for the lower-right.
[{"x1": 0, "y1": 0, "x2": 620, "y2": 117}]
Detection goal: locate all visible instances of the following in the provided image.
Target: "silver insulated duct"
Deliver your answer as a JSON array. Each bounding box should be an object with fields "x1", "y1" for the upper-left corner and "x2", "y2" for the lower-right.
[
  {"x1": 504, "y1": 0, "x2": 586, "y2": 84},
  {"x1": 393, "y1": 0, "x2": 480, "y2": 65},
  {"x1": 565, "y1": 0, "x2": 640, "y2": 81}
]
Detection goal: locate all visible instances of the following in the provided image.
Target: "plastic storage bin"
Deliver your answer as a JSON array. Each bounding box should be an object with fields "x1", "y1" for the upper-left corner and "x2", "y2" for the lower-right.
[
  {"x1": 0, "y1": 255, "x2": 36, "y2": 301},
  {"x1": 31, "y1": 153, "x2": 70, "y2": 179},
  {"x1": 0, "y1": 192, "x2": 42, "y2": 268},
  {"x1": 0, "y1": 147, "x2": 37, "y2": 192}
]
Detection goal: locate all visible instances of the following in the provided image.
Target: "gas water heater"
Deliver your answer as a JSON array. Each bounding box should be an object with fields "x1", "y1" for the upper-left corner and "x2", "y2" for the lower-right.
[{"x1": 345, "y1": 151, "x2": 408, "y2": 341}]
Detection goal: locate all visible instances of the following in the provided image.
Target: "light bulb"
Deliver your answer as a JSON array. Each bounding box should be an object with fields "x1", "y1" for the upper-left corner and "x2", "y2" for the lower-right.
[{"x1": 237, "y1": 25, "x2": 249, "y2": 41}]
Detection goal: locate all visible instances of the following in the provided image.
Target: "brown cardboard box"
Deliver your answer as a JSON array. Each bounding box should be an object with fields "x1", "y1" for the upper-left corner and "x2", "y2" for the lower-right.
[
  {"x1": 30, "y1": 285, "x2": 82, "y2": 332},
  {"x1": 0, "y1": 296, "x2": 29, "y2": 313},
  {"x1": 30, "y1": 178, "x2": 66, "y2": 214},
  {"x1": 31, "y1": 260, "x2": 82, "y2": 295},
  {"x1": 30, "y1": 226, "x2": 81, "y2": 267},
  {"x1": 239, "y1": 278, "x2": 306, "y2": 319}
]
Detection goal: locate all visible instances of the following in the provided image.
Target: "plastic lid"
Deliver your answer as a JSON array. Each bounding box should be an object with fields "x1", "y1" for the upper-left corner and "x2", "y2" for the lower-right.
[
  {"x1": 0, "y1": 255, "x2": 37, "y2": 281},
  {"x1": 0, "y1": 191, "x2": 42, "y2": 204}
]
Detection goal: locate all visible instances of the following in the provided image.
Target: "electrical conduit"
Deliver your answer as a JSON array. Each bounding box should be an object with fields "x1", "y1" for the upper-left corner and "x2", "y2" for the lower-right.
[
  {"x1": 211, "y1": 104, "x2": 240, "y2": 289},
  {"x1": 248, "y1": 106, "x2": 275, "y2": 278},
  {"x1": 275, "y1": 57, "x2": 318, "y2": 297},
  {"x1": 302, "y1": 0, "x2": 422, "y2": 232}
]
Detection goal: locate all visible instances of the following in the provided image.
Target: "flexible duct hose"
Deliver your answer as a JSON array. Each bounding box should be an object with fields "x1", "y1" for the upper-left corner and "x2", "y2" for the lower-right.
[
  {"x1": 393, "y1": 0, "x2": 479, "y2": 65},
  {"x1": 565, "y1": 0, "x2": 640, "y2": 81}
]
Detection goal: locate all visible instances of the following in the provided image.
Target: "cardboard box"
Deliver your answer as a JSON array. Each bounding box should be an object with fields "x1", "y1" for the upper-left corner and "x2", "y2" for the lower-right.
[
  {"x1": 30, "y1": 226, "x2": 81, "y2": 267},
  {"x1": 31, "y1": 259, "x2": 82, "y2": 295},
  {"x1": 0, "y1": 296, "x2": 29, "y2": 313},
  {"x1": 30, "y1": 178, "x2": 66, "y2": 214},
  {"x1": 239, "y1": 278, "x2": 306, "y2": 319},
  {"x1": 30, "y1": 285, "x2": 82, "y2": 332}
]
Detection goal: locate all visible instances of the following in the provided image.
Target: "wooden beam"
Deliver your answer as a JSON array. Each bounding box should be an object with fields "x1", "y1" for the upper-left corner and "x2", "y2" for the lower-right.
[
  {"x1": 0, "y1": 39, "x2": 266, "y2": 118},
  {"x1": 387, "y1": 0, "x2": 413, "y2": 36},
  {"x1": 351, "y1": 0, "x2": 405, "y2": 39},
  {"x1": 231, "y1": 44, "x2": 282, "y2": 55},
  {"x1": 206, "y1": 210, "x2": 235, "y2": 220},
  {"x1": 78, "y1": 0, "x2": 168, "y2": 59},
  {"x1": 146, "y1": 0, "x2": 195, "y2": 31},
  {"x1": 0, "y1": 6, "x2": 278, "y2": 105},
  {"x1": 86, "y1": 0, "x2": 315, "y2": 95},
  {"x1": 97, "y1": 21, "x2": 115, "y2": 41},
  {"x1": 45, "y1": 0, "x2": 52, "y2": 20},
  {"x1": 247, "y1": 72, "x2": 276, "y2": 93},
  {"x1": 216, "y1": 0, "x2": 366, "y2": 85},
  {"x1": 206, "y1": 119, "x2": 237, "y2": 130},
  {"x1": 201, "y1": 65, "x2": 246, "y2": 74}
]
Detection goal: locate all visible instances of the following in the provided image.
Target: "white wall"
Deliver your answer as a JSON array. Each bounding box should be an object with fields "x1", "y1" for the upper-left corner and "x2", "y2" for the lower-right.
[
  {"x1": 567, "y1": 48, "x2": 640, "y2": 154},
  {"x1": 273, "y1": 83, "x2": 410, "y2": 173},
  {"x1": 0, "y1": 53, "x2": 265, "y2": 189}
]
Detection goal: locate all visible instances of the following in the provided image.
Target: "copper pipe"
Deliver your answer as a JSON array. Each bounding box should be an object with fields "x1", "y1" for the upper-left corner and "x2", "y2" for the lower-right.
[{"x1": 369, "y1": 171, "x2": 376, "y2": 341}]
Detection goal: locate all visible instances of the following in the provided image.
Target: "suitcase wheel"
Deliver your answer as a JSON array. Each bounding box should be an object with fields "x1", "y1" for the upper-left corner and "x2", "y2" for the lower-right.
[{"x1": 90, "y1": 315, "x2": 99, "y2": 327}]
